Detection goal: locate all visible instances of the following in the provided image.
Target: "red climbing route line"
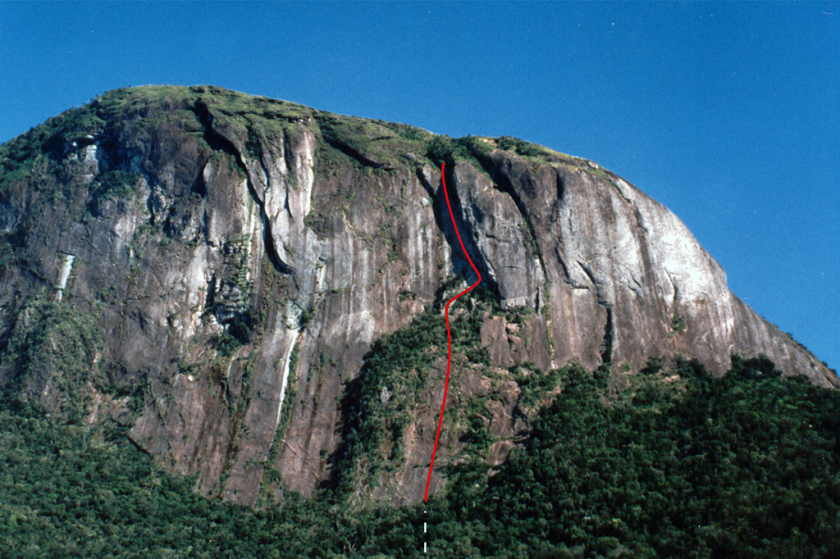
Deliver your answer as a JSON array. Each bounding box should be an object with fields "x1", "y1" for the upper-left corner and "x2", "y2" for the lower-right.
[{"x1": 424, "y1": 163, "x2": 482, "y2": 502}]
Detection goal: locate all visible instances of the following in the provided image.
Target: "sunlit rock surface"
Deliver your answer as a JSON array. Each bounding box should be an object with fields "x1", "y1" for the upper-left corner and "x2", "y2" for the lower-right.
[{"x1": 0, "y1": 85, "x2": 835, "y2": 507}]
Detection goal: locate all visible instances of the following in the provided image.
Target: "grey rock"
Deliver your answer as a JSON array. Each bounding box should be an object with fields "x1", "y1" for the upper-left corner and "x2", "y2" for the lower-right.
[{"x1": 0, "y1": 86, "x2": 835, "y2": 510}]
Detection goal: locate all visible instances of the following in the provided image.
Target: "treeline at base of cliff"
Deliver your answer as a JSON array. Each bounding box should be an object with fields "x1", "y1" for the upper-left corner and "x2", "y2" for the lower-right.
[{"x1": 0, "y1": 355, "x2": 837, "y2": 558}]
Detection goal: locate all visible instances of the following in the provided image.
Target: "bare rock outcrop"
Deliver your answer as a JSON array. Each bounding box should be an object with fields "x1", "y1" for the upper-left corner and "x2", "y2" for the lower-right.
[
  {"x1": 0, "y1": 86, "x2": 835, "y2": 509},
  {"x1": 447, "y1": 154, "x2": 837, "y2": 389}
]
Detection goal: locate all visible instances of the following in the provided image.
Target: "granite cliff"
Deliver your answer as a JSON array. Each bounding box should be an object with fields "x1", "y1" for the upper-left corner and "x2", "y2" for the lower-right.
[{"x1": 0, "y1": 86, "x2": 835, "y2": 508}]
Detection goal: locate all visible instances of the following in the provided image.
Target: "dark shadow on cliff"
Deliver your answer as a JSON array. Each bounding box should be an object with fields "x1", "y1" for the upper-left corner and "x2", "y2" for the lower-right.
[{"x1": 415, "y1": 162, "x2": 495, "y2": 297}]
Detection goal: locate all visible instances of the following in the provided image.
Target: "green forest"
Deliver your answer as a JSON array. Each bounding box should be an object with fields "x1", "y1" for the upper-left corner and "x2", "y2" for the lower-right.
[{"x1": 1, "y1": 354, "x2": 837, "y2": 558}]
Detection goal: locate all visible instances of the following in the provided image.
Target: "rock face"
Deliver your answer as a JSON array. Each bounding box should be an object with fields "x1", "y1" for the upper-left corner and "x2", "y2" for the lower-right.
[{"x1": 0, "y1": 86, "x2": 836, "y2": 507}]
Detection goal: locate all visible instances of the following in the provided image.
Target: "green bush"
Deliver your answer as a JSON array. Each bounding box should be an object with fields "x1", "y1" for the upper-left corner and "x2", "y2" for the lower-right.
[
  {"x1": 1, "y1": 300, "x2": 101, "y2": 422},
  {"x1": 0, "y1": 235, "x2": 15, "y2": 270},
  {"x1": 87, "y1": 170, "x2": 140, "y2": 217},
  {"x1": 425, "y1": 135, "x2": 490, "y2": 171},
  {"x1": 496, "y1": 135, "x2": 552, "y2": 158},
  {"x1": 211, "y1": 332, "x2": 242, "y2": 357}
]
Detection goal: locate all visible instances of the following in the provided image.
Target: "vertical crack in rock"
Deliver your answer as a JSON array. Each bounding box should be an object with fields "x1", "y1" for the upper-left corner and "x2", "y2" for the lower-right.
[
  {"x1": 192, "y1": 100, "x2": 293, "y2": 278},
  {"x1": 604, "y1": 175, "x2": 650, "y2": 237},
  {"x1": 555, "y1": 171, "x2": 566, "y2": 202},
  {"x1": 606, "y1": 177, "x2": 633, "y2": 205},
  {"x1": 556, "y1": 245, "x2": 589, "y2": 290},
  {"x1": 481, "y1": 157, "x2": 550, "y2": 312},
  {"x1": 416, "y1": 163, "x2": 477, "y2": 287},
  {"x1": 665, "y1": 271, "x2": 680, "y2": 310},
  {"x1": 578, "y1": 259, "x2": 614, "y2": 364},
  {"x1": 437, "y1": 164, "x2": 488, "y2": 287},
  {"x1": 667, "y1": 271, "x2": 681, "y2": 331},
  {"x1": 251, "y1": 136, "x2": 273, "y2": 201},
  {"x1": 634, "y1": 208, "x2": 649, "y2": 234},
  {"x1": 601, "y1": 306, "x2": 614, "y2": 364}
]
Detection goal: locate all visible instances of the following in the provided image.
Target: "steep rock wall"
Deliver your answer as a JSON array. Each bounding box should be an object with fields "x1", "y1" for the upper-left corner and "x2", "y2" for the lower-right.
[
  {"x1": 0, "y1": 86, "x2": 835, "y2": 509},
  {"x1": 447, "y1": 154, "x2": 837, "y2": 389}
]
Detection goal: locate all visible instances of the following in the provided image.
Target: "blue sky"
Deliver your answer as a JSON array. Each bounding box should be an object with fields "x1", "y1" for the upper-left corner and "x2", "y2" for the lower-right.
[{"x1": 1, "y1": 2, "x2": 838, "y2": 371}]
